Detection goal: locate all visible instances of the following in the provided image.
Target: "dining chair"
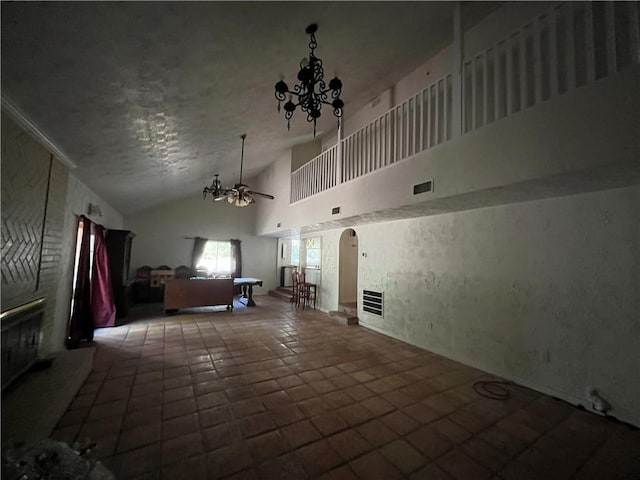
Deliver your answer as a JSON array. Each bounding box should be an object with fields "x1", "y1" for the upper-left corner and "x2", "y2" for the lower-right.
[
  {"x1": 298, "y1": 271, "x2": 317, "y2": 310},
  {"x1": 290, "y1": 271, "x2": 298, "y2": 305}
]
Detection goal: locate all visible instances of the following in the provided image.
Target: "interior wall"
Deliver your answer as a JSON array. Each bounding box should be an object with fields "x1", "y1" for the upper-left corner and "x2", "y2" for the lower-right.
[
  {"x1": 125, "y1": 191, "x2": 278, "y2": 295},
  {"x1": 339, "y1": 229, "x2": 358, "y2": 304},
  {"x1": 347, "y1": 186, "x2": 639, "y2": 426},
  {"x1": 1, "y1": 112, "x2": 124, "y2": 354},
  {"x1": 291, "y1": 139, "x2": 322, "y2": 172}
]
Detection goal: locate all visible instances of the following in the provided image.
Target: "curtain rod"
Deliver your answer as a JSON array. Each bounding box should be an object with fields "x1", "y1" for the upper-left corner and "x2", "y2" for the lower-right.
[{"x1": 184, "y1": 237, "x2": 241, "y2": 242}]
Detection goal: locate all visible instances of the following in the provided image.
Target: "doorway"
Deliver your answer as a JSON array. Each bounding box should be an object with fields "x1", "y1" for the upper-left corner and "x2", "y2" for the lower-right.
[{"x1": 338, "y1": 228, "x2": 358, "y2": 314}]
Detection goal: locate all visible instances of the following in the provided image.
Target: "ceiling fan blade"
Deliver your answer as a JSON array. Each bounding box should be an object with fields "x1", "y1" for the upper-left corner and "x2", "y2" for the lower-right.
[{"x1": 248, "y1": 191, "x2": 275, "y2": 200}]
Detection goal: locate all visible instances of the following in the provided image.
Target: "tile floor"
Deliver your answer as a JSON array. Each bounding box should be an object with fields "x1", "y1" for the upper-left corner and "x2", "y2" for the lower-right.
[{"x1": 51, "y1": 297, "x2": 640, "y2": 479}]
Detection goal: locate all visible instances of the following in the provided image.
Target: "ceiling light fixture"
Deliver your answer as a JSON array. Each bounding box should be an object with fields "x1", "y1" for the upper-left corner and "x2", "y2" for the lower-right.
[
  {"x1": 274, "y1": 24, "x2": 344, "y2": 137},
  {"x1": 203, "y1": 135, "x2": 275, "y2": 207}
]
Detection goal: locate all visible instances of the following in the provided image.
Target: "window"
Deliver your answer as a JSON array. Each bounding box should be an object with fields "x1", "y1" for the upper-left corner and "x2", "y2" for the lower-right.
[
  {"x1": 196, "y1": 241, "x2": 232, "y2": 275},
  {"x1": 305, "y1": 237, "x2": 321, "y2": 268},
  {"x1": 290, "y1": 238, "x2": 300, "y2": 266}
]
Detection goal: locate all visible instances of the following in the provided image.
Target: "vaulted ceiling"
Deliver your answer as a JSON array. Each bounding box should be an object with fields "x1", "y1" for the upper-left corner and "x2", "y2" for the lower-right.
[{"x1": 2, "y1": 2, "x2": 500, "y2": 215}]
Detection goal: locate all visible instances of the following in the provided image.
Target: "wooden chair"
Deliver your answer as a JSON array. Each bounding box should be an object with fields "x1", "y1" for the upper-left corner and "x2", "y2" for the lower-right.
[
  {"x1": 174, "y1": 265, "x2": 193, "y2": 279},
  {"x1": 291, "y1": 271, "x2": 300, "y2": 306},
  {"x1": 298, "y1": 271, "x2": 317, "y2": 310}
]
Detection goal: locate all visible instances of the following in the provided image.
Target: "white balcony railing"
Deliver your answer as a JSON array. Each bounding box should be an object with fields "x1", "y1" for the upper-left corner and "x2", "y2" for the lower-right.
[
  {"x1": 463, "y1": 1, "x2": 639, "y2": 133},
  {"x1": 290, "y1": 144, "x2": 338, "y2": 203},
  {"x1": 291, "y1": 1, "x2": 639, "y2": 204}
]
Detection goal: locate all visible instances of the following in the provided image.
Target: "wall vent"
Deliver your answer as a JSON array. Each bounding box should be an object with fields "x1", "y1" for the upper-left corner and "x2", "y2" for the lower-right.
[
  {"x1": 413, "y1": 180, "x2": 433, "y2": 195},
  {"x1": 332, "y1": 206, "x2": 341, "y2": 215},
  {"x1": 277, "y1": 222, "x2": 282, "y2": 228},
  {"x1": 362, "y1": 290, "x2": 383, "y2": 317}
]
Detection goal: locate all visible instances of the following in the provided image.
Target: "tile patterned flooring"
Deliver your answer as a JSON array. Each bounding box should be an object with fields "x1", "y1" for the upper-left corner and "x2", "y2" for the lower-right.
[{"x1": 51, "y1": 297, "x2": 640, "y2": 479}]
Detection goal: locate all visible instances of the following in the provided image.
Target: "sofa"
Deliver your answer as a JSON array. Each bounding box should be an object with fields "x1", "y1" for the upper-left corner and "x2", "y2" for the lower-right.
[{"x1": 163, "y1": 278, "x2": 234, "y2": 314}]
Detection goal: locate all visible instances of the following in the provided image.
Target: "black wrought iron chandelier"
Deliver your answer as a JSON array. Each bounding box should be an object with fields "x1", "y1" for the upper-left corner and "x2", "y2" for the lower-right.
[{"x1": 274, "y1": 24, "x2": 344, "y2": 136}]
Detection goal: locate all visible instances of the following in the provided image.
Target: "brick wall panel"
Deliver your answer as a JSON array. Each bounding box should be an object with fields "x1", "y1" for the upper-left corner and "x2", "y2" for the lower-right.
[{"x1": 1, "y1": 112, "x2": 69, "y2": 353}]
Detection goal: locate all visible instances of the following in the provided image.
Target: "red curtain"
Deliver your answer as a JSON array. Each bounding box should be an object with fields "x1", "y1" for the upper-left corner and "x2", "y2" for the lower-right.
[
  {"x1": 91, "y1": 224, "x2": 116, "y2": 327},
  {"x1": 67, "y1": 216, "x2": 94, "y2": 346}
]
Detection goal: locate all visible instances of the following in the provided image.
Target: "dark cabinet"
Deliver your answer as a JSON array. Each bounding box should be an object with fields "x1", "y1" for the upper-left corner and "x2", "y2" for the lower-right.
[
  {"x1": 105, "y1": 229, "x2": 135, "y2": 319},
  {"x1": 1, "y1": 298, "x2": 44, "y2": 391}
]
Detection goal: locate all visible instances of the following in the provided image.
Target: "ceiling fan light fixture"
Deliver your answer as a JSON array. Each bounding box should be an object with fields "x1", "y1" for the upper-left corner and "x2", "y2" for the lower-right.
[{"x1": 202, "y1": 134, "x2": 275, "y2": 206}]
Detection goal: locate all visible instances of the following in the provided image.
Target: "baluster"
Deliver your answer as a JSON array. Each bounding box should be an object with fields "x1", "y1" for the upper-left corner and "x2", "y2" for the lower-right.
[
  {"x1": 566, "y1": 3, "x2": 576, "y2": 91},
  {"x1": 534, "y1": 17, "x2": 543, "y2": 104},
  {"x1": 549, "y1": 7, "x2": 559, "y2": 96},
  {"x1": 305, "y1": 165, "x2": 309, "y2": 199},
  {"x1": 446, "y1": 75, "x2": 452, "y2": 140},
  {"x1": 386, "y1": 113, "x2": 391, "y2": 165},
  {"x1": 403, "y1": 102, "x2": 408, "y2": 159},
  {"x1": 352, "y1": 132, "x2": 357, "y2": 179},
  {"x1": 370, "y1": 123, "x2": 374, "y2": 172},
  {"x1": 330, "y1": 148, "x2": 334, "y2": 188},
  {"x1": 358, "y1": 130, "x2": 363, "y2": 177},
  {"x1": 354, "y1": 132, "x2": 359, "y2": 179},
  {"x1": 323, "y1": 153, "x2": 327, "y2": 191},
  {"x1": 494, "y1": 42, "x2": 501, "y2": 119},
  {"x1": 435, "y1": 80, "x2": 441, "y2": 143},
  {"x1": 605, "y1": 2, "x2": 617, "y2": 75},
  {"x1": 471, "y1": 56, "x2": 477, "y2": 129},
  {"x1": 307, "y1": 164, "x2": 311, "y2": 198},
  {"x1": 382, "y1": 114, "x2": 387, "y2": 166},
  {"x1": 630, "y1": 2, "x2": 640, "y2": 65},
  {"x1": 328, "y1": 149, "x2": 331, "y2": 188},
  {"x1": 411, "y1": 94, "x2": 420, "y2": 154},
  {"x1": 584, "y1": 2, "x2": 596, "y2": 83},
  {"x1": 395, "y1": 106, "x2": 400, "y2": 162},
  {"x1": 427, "y1": 85, "x2": 432, "y2": 148},
  {"x1": 345, "y1": 138, "x2": 350, "y2": 181},
  {"x1": 376, "y1": 118, "x2": 380, "y2": 170},
  {"x1": 362, "y1": 125, "x2": 371, "y2": 174},
  {"x1": 506, "y1": 35, "x2": 514, "y2": 115},
  {"x1": 419, "y1": 89, "x2": 425, "y2": 151},
  {"x1": 313, "y1": 158, "x2": 317, "y2": 195},
  {"x1": 483, "y1": 51, "x2": 489, "y2": 126},
  {"x1": 520, "y1": 27, "x2": 528, "y2": 108}
]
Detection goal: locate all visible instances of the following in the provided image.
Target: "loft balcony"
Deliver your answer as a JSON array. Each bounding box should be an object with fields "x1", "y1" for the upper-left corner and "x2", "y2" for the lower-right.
[{"x1": 256, "y1": 1, "x2": 639, "y2": 236}]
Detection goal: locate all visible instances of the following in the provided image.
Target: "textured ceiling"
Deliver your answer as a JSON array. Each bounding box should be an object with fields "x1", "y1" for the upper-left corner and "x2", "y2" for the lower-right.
[{"x1": 2, "y1": 2, "x2": 499, "y2": 215}]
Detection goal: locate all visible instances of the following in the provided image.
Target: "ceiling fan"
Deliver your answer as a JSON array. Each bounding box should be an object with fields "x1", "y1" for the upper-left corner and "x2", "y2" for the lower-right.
[{"x1": 203, "y1": 134, "x2": 275, "y2": 207}]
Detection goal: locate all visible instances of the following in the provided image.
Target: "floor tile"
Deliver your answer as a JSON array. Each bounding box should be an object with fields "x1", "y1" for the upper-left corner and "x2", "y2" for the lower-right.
[
  {"x1": 295, "y1": 439, "x2": 343, "y2": 477},
  {"x1": 45, "y1": 297, "x2": 639, "y2": 480},
  {"x1": 280, "y1": 419, "x2": 322, "y2": 449},
  {"x1": 380, "y1": 438, "x2": 428, "y2": 475},
  {"x1": 349, "y1": 451, "x2": 403, "y2": 479},
  {"x1": 326, "y1": 429, "x2": 373, "y2": 461}
]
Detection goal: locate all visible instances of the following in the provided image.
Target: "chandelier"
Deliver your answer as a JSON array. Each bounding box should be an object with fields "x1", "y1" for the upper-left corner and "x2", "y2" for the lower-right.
[{"x1": 274, "y1": 24, "x2": 344, "y2": 136}]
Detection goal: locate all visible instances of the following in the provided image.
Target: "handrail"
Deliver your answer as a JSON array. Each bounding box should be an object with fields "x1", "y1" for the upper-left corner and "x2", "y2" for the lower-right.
[{"x1": 290, "y1": 1, "x2": 639, "y2": 204}]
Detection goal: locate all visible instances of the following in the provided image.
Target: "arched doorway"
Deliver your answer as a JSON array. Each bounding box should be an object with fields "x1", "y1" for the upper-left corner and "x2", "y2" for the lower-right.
[{"x1": 339, "y1": 228, "x2": 358, "y2": 314}]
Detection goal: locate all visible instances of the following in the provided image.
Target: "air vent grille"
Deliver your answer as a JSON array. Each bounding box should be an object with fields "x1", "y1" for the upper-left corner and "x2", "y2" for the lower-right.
[
  {"x1": 362, "y1": 290, "x2": 383, "y2": 317},
  {"x1": 332, "y1": 206, "x2": 341, "y2": 215},
  {"x1": 413, "y1": 180, "x2": 433, "y2": 195}
]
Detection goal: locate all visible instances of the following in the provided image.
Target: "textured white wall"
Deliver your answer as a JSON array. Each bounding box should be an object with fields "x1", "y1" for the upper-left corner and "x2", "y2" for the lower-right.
[
  {"x1": 125, "y1": 191, "x2": 278, "y2": 295},
  {"x1": 291, "y1": 139, "x2": 322, "y2": 172},
  {"x1": 343, "y1": 186, "x2": 638, "y2": 426},
  {"x1": 255, "y1": 151, "x2": 293, "y2": 235}
]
